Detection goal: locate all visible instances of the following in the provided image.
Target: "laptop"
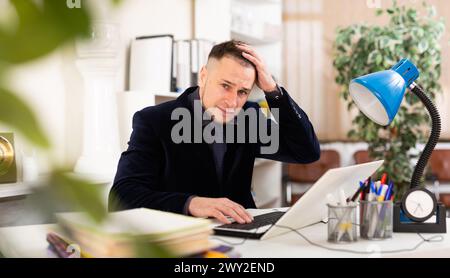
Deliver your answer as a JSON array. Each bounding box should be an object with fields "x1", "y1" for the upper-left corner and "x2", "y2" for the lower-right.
[{"x1": 213, "y1": 160, "x2": 384, "y2": 240}]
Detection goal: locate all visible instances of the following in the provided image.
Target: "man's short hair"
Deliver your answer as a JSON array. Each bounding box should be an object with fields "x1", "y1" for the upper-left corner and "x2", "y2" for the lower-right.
[{"x1": 208, "y1": 40, "x2": 255, "y2": 70}]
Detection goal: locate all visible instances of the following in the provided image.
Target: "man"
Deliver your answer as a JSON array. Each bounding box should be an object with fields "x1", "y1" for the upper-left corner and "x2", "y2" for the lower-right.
[{"x1": 109, "y1": 41, "x2": 320, "y2": 224}]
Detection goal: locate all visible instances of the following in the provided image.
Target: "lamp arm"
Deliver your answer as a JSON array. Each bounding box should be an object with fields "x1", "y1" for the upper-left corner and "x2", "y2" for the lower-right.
[{"x1": 409, "y1": 82, "x2": 441, "y2": 188}]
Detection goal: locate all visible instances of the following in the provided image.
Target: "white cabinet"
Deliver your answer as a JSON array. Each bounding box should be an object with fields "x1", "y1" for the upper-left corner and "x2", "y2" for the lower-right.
[{"x1": 117, "y1": 91, "x2": 181, "y2": 150}]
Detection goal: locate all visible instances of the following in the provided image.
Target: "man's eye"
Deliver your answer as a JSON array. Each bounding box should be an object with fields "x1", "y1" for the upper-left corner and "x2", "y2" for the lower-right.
[
  {"x1": 238, "y1": 90, "x2": 249, "y2": 96},
  {"x1": 222, "y1": 84, "x2": 230, "y2": 90}
]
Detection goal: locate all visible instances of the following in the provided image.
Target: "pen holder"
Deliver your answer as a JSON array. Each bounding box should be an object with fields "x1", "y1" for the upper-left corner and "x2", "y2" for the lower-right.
[
  {"x1": 359, "y1": 200, "x2": 393, "y2": 240},
  {"x1": 327, "y1": 204, "x2": 357, "y2": 244}
]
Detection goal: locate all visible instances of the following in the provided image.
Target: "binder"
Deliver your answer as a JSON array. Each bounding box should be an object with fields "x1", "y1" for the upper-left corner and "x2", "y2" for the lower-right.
[
  {"x1": 190, "y1": 39, "x2": 199, "y2": 86},
  {"x1": 197, "y1": 39, "x2": 214, "y2": 69},
  {"x1": 129, "y1": 34, "x2": 176, "y2": 92},
  {"x1": 175, "y1": 40, "x2": 191, "y2": 92},
  {"x1": 189, "y1": 39, "x2": 214, "y2": 88}
]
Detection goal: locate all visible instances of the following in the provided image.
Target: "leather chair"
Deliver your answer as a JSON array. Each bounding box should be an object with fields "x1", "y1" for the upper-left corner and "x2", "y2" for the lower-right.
[
  {"x1": 428, "y1": 150, "x2": 450, "y2": 210},
  {"x1": 353, "y1": 150, "x2": 372, "y2": 164},
  {"x1": 282, "y1": 150, "x2": 340, "y2": 206}
]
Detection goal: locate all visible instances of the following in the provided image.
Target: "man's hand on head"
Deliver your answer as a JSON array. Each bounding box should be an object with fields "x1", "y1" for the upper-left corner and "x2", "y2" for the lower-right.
[
  {"x1": 235, "y1": 42, "x2": 277, "y2": 93},
  {"x1": 188, "y1": 196, "x2": 254, "y2": 224}
]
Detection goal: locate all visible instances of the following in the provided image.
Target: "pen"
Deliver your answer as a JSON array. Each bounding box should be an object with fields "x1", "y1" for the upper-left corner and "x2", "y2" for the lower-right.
[
  {"x1": 348, "y1": 181, "x2": 366, "y2": 202},
  {"x1": 369, "y1": 181, "x2": 376, "y2": 201},
  {"x1": 363, "y1": 178, "x2": 370, "y2": 197},
  {"x1": 363, "y1": 178, "x2": 371, "y2": 200},
  {"x1": 384, "y1": 181, "x2": 393, "y2": 201}
]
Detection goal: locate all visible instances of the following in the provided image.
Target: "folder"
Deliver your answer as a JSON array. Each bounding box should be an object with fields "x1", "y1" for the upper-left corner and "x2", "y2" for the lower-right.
[
  {"x1": 189, "y1": 39, "x2": 214, "y2": 87},
  {"x1": 175, "y1": 40, "x2": 191, "y2": 92},
  {"x1": 190, "y1": 39, "x2": 199, "y2": 86},
  {"x1": 129, "y1": 34, "x2": 175, "y2": 92}
]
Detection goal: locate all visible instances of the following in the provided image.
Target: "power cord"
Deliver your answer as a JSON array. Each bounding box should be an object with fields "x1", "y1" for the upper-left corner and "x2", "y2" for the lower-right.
[
  {"x1": 271, "y1": 223, "x2": 444, "y2": 255},
  {"x1": 211, "y1": 210, "x2": 444, "y2": 255}
]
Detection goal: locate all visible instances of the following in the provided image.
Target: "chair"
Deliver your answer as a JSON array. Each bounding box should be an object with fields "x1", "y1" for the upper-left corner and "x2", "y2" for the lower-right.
[
  {"x1": 282, "y1": 150, "x2": 340, "y2": 206},
  {"x1": 428, "y1": 150, "x2": 450, "y2": 211},
  {"x1": 353, "y1": 150, "x2": 372, "y2": 164}
]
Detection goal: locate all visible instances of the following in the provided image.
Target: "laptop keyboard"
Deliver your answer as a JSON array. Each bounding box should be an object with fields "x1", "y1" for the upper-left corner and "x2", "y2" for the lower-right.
[{"x1": 217, "y1": 211, "x2": 285, "y2": 231}]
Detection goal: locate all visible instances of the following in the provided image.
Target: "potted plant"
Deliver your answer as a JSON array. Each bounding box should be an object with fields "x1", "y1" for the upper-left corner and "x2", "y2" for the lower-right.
[{"x1": 333, "y1": 0, "x2": 446, "y2": 198}]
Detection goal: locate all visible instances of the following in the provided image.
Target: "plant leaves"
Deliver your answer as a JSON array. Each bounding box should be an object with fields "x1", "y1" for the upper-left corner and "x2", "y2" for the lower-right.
[
  {"x1": 49, "y1": 170, "x2": 107, "y2": 223},
  {"x1": 0, "y1": 0, "x2": 91, "y2": 64},
  {"x1": 332, "y1": 1, "x2": 445, "y2": 194},
  {"x1": 0, "y1": 87, "x2": 50, "y2": 148}
]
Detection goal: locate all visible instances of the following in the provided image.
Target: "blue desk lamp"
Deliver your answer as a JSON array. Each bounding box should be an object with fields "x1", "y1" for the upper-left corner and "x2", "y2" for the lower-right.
[{"x1": 349, "y1": 58, "x2": 446, "y2": 233}]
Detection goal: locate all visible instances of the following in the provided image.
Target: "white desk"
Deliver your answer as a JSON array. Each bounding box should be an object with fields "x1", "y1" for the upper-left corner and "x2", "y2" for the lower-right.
[{"x1": 0, "y1": 209, "x2": 449, "y2": 258}]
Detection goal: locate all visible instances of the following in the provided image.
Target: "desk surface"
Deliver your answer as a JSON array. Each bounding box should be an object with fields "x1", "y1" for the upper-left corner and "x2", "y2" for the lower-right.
[{"x1": 1, "y1": 209, "x2": 449, "y2": 258}]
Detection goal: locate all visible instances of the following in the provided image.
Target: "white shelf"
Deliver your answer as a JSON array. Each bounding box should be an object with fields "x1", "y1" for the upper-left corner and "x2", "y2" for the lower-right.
[
  {"x1": 0, "y1": 182, "x2": 32, "y2": 199},
  {"x1": 154, "y1": 92, "x2": 182, "y2": 98},
  {"x1": 426, "y1": 183, "x2": 450, "y2": 194},
  {"x1": 124, "y1": 91, "x2": 181, "y2": 99}
]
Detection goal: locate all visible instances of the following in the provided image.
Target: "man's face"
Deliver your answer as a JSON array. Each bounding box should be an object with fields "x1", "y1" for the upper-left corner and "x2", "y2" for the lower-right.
[{"x1": 198, "y1": 56, "x2": 256, "y2": 123}]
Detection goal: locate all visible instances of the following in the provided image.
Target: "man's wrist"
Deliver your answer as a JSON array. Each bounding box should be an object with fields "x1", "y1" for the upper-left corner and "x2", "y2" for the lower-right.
[
  {"x1": 264, "y1": 84, "x2": 283, "y2": 99},
  {"x1": 183, "y1": 195, "x2": 197, "y2": 215},
  {"x1": 262, "y1": 83, "x2": 278, "y2": 94}
]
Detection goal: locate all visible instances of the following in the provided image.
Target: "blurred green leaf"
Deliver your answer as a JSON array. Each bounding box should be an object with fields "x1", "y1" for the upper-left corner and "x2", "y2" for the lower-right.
[
  {"x1": 0, "y1": 87, "x2": 50, "y2": 148},
  {"x1": 132, "y1": 240, "x2": 173, "y2": 258},
  {"x1": 0, "y1": 0, "x2": 91, "y2": 64},
  {"x1": 49, "y1": 170, "x2": 107, "y2": 223},
  {"x1": 111, "y1": 0, "x2": 123, "y2": 6}
]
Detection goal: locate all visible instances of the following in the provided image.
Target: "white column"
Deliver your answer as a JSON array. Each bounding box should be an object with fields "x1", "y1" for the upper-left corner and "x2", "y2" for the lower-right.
[{"x1": 74, "y1": 22, "x2": 121, "y2": 182}]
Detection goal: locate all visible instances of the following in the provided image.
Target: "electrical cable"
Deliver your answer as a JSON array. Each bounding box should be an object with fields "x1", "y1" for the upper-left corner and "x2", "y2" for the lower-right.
[{"x1": 211, "y1": 209, "x2": 444, "y2": 255}]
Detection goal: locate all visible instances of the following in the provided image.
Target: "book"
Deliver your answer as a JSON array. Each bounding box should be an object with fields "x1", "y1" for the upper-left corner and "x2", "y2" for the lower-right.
[{"x1": 52, "y1": 208, "x2": 213, "y2": 257}]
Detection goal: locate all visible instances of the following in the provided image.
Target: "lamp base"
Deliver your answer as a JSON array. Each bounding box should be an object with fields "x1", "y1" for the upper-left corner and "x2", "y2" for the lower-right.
[{"x1": 393, "y1": 202, "x2": 446, "y2": 233}]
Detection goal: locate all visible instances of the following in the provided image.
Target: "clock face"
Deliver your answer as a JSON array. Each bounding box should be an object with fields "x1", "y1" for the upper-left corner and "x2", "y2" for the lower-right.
[{"x1": 403, "y1": 188, "x2": 436, "y2": 222}]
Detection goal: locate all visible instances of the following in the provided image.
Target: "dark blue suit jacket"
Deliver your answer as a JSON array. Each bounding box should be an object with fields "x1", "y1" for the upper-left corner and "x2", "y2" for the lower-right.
[{"x1": 109, "y1": 86, "x2": 320, "y2": 214}]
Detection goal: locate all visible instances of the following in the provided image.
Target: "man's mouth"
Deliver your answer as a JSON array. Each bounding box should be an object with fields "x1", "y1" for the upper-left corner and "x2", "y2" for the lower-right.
[{"x1": 217, "y1": 107, "x2": 235, "y2": 116}]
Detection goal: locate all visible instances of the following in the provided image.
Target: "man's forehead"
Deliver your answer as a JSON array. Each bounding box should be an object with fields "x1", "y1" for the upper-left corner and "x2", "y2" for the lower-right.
[
  {"x1": 209, "y1": 57, "x2": 255, "y2": 86},
  {"x1": 208, "y1": 55, "x2": 254, "y2": 70}
]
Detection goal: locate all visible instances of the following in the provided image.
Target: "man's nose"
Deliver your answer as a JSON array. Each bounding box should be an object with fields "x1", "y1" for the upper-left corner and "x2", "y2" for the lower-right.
[{"x1": 224, "y1": 91, "x2": 239, "y2": 108}]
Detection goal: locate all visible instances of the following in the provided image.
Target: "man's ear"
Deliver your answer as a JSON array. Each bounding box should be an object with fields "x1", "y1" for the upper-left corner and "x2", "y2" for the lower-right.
[{"x1": 198, "y1": 66, "x2": 207, "y2": 88}]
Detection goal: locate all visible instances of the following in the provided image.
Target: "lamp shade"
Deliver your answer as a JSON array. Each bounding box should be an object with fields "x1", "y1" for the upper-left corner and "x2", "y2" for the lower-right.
[{"x1": 349, "y1": 58, "x2": 419, "y2": 126}]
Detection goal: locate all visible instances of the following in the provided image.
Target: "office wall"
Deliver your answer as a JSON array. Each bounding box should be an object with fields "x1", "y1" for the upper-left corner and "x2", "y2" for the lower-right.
[
  {"x1": 283, "y1": 0, "x2": 450, "y2": 140},
  {"x1": 3, "y1": 0, "x2": 194, "y2": 174}
]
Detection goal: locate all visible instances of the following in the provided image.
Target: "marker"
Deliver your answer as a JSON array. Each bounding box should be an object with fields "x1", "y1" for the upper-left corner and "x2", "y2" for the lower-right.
[
  {"x1": 375, "y1": 181, "x2": 382, "y2": 195},
  {"x1": 381, "y1": 173, "x2": 387, "y2": 185},
  {"x1": 377, "y1": 184, "x2": 389, "y2": 202}
]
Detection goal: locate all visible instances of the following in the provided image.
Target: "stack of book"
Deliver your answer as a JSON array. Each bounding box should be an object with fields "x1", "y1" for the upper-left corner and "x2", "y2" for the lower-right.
[{"x1": 47, "y1": 208, "x2": 214, "y2": 258}]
